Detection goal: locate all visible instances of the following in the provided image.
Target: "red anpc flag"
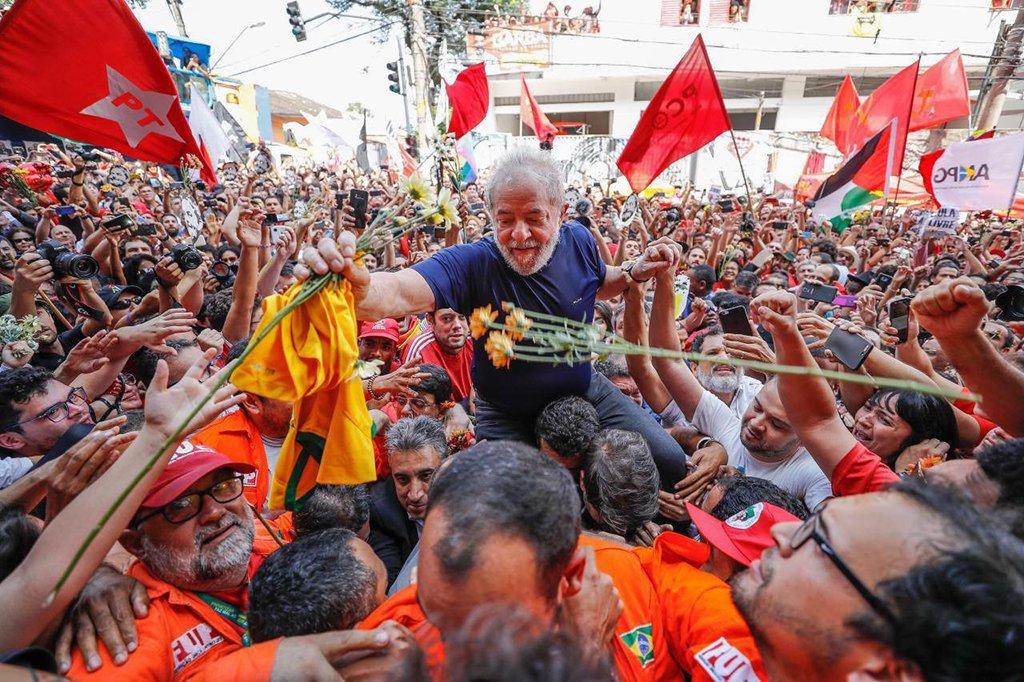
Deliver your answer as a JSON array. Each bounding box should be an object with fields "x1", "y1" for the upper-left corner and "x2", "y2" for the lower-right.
[
  {"x1": 617, "y1": 35, "x2": 730, "y2": 192},
  {"x1": 844, "y1": 60, "x2": 919, "y2": 175},
  {"x1": 0, "y1": 0, "x2": 212, "y2": 178},
  {"x1": 820, "y1": 75, "x2": 860, "y2": 154},
  {"x1": 520, "y1": 76, "x2": 559, "y2": 143},
  {"x1": 446, "y1": 63, "x2": 490, "y2": 139},
  {"x1": 909, "y1": 49, "x2": 970, "y2": 132}
]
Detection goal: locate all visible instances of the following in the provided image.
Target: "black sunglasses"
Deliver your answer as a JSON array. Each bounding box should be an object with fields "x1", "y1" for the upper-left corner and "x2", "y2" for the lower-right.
[
  {"x1": 110, "y1": 296, "x2": 142, "y2": 310},
  {"x1": 790, "y1": 507, "x2": 899, "y2": 628}
]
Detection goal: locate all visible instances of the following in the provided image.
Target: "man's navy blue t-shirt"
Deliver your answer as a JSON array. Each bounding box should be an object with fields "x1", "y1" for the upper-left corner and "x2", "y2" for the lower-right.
[{"x1": 412, "y1": 222, "x2": 607, "y2": 418}]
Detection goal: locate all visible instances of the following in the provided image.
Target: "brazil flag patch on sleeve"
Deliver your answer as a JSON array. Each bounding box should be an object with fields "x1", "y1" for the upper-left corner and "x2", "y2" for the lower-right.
[{"x1": 620, "y1": 623, "x2": 655, "y2": 668}]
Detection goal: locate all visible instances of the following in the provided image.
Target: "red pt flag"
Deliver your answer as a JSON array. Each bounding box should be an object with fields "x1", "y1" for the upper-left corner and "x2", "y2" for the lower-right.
[
  {"x1": 819, "y1": 75, "x2": 860, "y2": 154},
  {"x1": 446, "y1": 63, "x2": 490, "y2": 139},
  {"x1": 520, "y1": 76, "x2": 559, "y2": 143},
  {"x1": 0, "y1": 0, "x2": 211, "y2": 176},
  {"x1": 844, "y1": 60, "x2": 919, "y2": 174},
  {"x1": 909, "y1": 49, "x2": 970, "y2": 132},
  {"x1": 617, "y1": 35, "x2": 730, "y2": 193}
]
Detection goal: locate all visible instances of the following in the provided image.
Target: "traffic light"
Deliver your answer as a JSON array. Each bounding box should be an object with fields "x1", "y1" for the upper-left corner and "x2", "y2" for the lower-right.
[
  {"x1": 386, "y1": 61, "x2": 402, "y2": 95},
  {"x1": 404, "y1": 134, "x2": 418, "y2": 160},
  {"x1": 286, "y1": 1, "x2": 306, "y2": 42}
]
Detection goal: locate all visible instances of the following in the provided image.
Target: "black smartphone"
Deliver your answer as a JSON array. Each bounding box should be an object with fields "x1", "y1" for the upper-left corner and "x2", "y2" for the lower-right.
[
  {"x1": 825, "y1": 328, "x2": 873, "y2": 371},
  {"x1": 335, "y1": 191, "x2": 349, "y2": 209},
  {"x1": 798, "y1": 282, "x2": 838, "y2": 304},
  {"x1": 369, "y1": 189, "x2": 383, "y2": 197},
  {"x1": 468, "y1": 201, "x2": 485, "y2": 213},
  {"x1": 136, "y1": 224, "x2": 157, "y2": 236},
  {"x1": 888, "y1": 297, "x2": 912, "y2": 344},
  {"x1": 101, "y1": 213, "x2": 133, "y2": 233},
  {"x1": 875, "y1": 273, "x2": 894, "y2": 289},
  {"x1": 719, "y1": 305, "x2": 754, "y2": 336},
  {"x1": 262, "y1": 213, "x2": 291, "y2": 225},
  {"x1": 718, "y1": 197, "x2": 736, "y2": 212},
  {"x1": 169, "y1": 181, "x2": 185, "y2": 190},
  {"x1": 771, "y1": 220, "x2": 788, "y2": 230},
  {"x1": 55, "y1": 205, "x2": 76, "y2": 217},
  {"x1": 350, "y1": 189, "x2": 369, "y2": 230}
]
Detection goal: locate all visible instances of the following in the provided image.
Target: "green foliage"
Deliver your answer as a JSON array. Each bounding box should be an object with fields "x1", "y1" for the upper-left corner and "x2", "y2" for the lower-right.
[{"x1": 326, "y1": 0, "x2": 522, "y2": 87}]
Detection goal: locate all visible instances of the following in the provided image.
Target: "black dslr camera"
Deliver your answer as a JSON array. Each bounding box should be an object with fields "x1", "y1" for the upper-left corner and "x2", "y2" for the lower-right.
[
  {"x1": 169, "y1": 244, "x2": 203, "y2": 271},
  {"x1": 36, "y1": 240, "x2": 99, "y2": 279}
]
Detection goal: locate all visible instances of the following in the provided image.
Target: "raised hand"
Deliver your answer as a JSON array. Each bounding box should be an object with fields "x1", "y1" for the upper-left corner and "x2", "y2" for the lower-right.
[
  {"x1": 110, "y1": 309, "x2": 197, "y2": 356},
  {"x1": 142, "y1": 349, "x2": 244, "y2": 438},
  {"x1": 911, "y1": 277, "x2": 989, "y2": 341}
]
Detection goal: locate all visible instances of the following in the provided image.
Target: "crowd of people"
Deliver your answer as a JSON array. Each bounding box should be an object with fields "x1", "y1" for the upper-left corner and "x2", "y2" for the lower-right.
[{"x1": 0, "y1": 137, "x2": 1022, "y2": 681}]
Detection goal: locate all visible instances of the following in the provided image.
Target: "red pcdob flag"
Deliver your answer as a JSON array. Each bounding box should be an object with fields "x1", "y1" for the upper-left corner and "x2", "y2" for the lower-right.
[
  {"x1": 820, "y1": 75, "x2": 861, "y2": 154},
  {"x1": 0, "y1": 0, "x2": 213, "y2": 178},
  {"x1": 446, "y1": 63, "x2": 490, "y2": 139},
  {"x1": 520, "y1": 76, "x2": 559, "y2": 143},
  {"x1": 617, "y1": 35, "x2": 730, "y2": 193},
  {"x1": 910, "y1": 49, "x2": 970, "y2": 132},
  {"x1": 844, "y1": 60, "x2": 919, "y2": 174}
]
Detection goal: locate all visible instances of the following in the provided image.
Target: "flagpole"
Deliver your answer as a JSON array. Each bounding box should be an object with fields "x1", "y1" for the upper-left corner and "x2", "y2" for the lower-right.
[
  {"x1": 1006, "y1": 135, "x2": 1024, "y2": 221},
  {"x1": 728, "y1": 128, "x2": 755, "y2": 216}
]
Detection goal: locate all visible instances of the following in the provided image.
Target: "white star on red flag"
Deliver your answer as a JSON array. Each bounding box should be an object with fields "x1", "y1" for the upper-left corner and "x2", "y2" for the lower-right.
[{"x1": 80, "y1": 65, "x2": 184, "y2": 148}]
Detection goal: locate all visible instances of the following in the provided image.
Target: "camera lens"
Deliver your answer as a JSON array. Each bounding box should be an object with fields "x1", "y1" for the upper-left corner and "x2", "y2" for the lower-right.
[{"x1": 64, "y1": 253, "x2": 100, "y2": 279}]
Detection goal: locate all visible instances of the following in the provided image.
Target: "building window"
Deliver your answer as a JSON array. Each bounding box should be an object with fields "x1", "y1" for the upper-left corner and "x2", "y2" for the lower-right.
[
  {"x1": 829, "y1": 0, "x2": 920, "y2": 14},
  {"x1": 681, "y1": 0, "x2": 701, "y2": 24},
  {"x1": 727, "y1": 0, "x2": 750, "y2": 22}
]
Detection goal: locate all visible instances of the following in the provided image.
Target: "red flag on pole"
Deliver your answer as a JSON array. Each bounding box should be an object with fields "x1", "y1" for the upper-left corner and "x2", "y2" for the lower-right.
[
  {"x1": 445, "y1": 63, "x2": 489, "y2": 139},
  {"x1": 520, "y1": 76, "x2": 559, "y2": 144},
  {"x1": 909, "y1": 49, "x2": 970, "y2": 132},
  {"x1": 844, "y1": 60, "x2": 919, "y2": 176},
  {"x1": 819, "y1": 75, "x2": 861, "y2": 154},
  {"x1": 0, "y1": 0, "x2": 213, "y2": 178},
  {"x1": 617, "y1": 35, "x2": 730, "y2": 193}
]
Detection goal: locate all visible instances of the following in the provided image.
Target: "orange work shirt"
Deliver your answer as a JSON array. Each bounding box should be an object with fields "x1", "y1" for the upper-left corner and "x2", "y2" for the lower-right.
[
  {"x1": 359, "y1": 536, "x2": 683, "y2": 681},
  {"x1": 67, "y1": 549, "x2": 278, "y2": 681},
  {"x1": 634, "y1": 532, "x2": 767, "y2": 681},
  {"x1": 189, "y1": 408, "x2": 270, "y2": 510}
]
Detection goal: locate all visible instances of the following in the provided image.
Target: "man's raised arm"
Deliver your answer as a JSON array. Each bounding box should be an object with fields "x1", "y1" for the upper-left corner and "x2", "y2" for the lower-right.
[{"x1": 298, "y1": 234, "x2": 435, "y2": 320}]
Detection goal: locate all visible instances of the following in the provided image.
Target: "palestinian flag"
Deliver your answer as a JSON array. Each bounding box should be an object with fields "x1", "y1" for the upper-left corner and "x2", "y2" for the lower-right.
[{"x1": 811, "y1": 120, "x2": 897, "y2": 231}]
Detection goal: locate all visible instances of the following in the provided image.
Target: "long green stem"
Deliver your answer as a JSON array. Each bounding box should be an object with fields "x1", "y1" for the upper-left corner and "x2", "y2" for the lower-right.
[{"x1": 487, "y1": 319, "x2": 976, "y2": 404}]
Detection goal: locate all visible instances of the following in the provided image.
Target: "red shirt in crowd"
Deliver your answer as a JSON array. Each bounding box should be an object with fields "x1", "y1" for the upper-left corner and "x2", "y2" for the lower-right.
[
  {"x1": 401, "y1": 330, "x2": 474, "y2": 402},
  {"x1": 831, "y1": 442, "x2": 900, "y2": 497}
]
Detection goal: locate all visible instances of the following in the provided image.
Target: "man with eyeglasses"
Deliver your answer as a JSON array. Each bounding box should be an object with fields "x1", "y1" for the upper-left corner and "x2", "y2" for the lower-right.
[{"x1": 0, "y1": 366, "x2": 93, "y2": 458}]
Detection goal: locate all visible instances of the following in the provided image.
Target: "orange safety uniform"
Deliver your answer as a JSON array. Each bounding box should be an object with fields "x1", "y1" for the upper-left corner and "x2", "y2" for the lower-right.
[
  {"x1": 67, "y1": 546, "x2": 278, "y2": 681},
  {"x1": 359, "y1": 535, "x2": 683, "y2": 680},
  {"x1": 189, "y1": 408, "x2": 270, "y2": 510},
  {"x1": 634, "y1": 532, "x2": 767, "y2": 682}
]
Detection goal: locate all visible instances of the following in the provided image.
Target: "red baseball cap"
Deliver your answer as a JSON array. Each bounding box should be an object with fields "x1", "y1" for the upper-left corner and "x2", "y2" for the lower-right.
[
  {"x1": 686, "y1": 501, "x2": 799, "y2": 566},
  {"x1": 140, "y1": 441, "x2": 255, "y2": 509},
  {"x1": 359, "y1": 319, "x2": 400, "y2": 343}
]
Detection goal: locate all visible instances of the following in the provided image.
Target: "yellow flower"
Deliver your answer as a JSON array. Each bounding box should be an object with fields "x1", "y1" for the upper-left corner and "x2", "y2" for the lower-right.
[
  {"x1": 394, "y1": 216, "x2": 408, "y2": 226},
  {"x1": 505, "y1": 308, "x2": 533, "y2": 342},
  {"x1": 485, "y1": 331, "x2": 515, "y2": 369},
  {"x1": 401, "y1": 174, "x2": 433, "y2": 204},
  {"x1": 469, "y1": 305, "x2": 498, "y2": 339},
  {"x1": 427, "y1": 211, "x2": 444, "y2": 226},
  {"x1": 436, "y1": 187, "x2": 461, "y2": 226}
]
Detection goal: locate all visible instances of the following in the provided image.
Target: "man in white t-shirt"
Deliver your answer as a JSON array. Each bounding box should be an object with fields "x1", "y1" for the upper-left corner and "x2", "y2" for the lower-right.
[
  {"x1": 659, "y1": 326, "x2": 762, "y2": 427},
  {"x1": 649, "y1": 272, "x2": 832, "y2": 510}
]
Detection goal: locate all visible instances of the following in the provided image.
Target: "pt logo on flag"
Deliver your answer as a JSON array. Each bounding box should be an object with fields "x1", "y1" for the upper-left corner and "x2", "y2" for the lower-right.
[
  {"x1": 653, "y1": 85, "x2": 698, "y2": 131},
  {"x1": 933, "y1": 164, "x2": 989, "y2": 184},
  {"x1": 81, "y1": 66, "x2": 184, "y2": 147}
]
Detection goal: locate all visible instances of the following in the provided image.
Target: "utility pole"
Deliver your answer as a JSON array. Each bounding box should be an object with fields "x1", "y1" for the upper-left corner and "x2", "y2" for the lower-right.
[
  {"x1": 166, "y1": 0, "x2": 187, "y2": 36},
  {"x1": 408, "y1": 0, "x2": 431, "y2": 155},
  {"x1": 753, "y1": 90, "x2": 766, "y2": 131},
  {"x1": 977, "y1": 8, "x2": 1024, "y2": 131}
]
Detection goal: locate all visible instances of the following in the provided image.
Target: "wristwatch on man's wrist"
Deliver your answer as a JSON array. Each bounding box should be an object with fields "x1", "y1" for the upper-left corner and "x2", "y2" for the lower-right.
[{"x1": 622, "y1": 260, "x2": 651, "y2": 284}]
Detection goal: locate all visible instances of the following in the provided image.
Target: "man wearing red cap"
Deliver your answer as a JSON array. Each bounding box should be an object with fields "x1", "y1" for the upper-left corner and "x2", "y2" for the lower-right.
[
  {"x1": 65, "y1": 442, "x2": 406, "y2": 680},
  {"x1": 359, "y1": 319, "x2": 432, "y2": 407},
  {"x1": 686, "y1": 501, "x2": 800, "y2": 582}
]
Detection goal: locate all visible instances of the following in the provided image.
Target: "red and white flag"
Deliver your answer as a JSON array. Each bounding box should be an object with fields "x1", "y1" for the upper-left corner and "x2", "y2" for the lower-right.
[
  {"x1": 919, "y1": 133, "x2": 1024, "y2": 210},
  {"x1": 0, "y1": 0, "x2": 213, "y2": 178},
  {"x1": 187, "y1": 85, "x2": 229, "y2": 183},
  {"x1": 617, "y1": 35, "x2": 731, "y2": 193},
  {"x1": 520, "y1": 76, "x2": 558, "y2": 143}
]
